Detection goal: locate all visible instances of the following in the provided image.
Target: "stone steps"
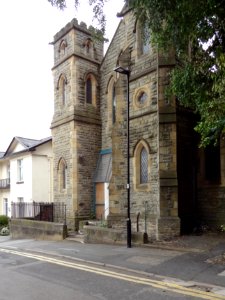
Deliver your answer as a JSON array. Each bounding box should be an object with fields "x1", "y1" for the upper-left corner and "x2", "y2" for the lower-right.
[{"x1": 66, "y1": 232, "x2": 85, "y2": 243}]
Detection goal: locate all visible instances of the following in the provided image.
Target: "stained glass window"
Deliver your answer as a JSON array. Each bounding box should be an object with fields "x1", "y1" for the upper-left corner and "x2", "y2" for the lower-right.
[
  {"x1": 112, "y1": 85, "x2": 116, "y2": 124},
  {"x1": 140, "y1": 147, "x2": 148, "y2": 183},
  {"x1": 142, "y1": 24, "x2": 151, "y2": 54},
  {"x1": 138, "y1": 92, "x2": 147, "y2": 105}
]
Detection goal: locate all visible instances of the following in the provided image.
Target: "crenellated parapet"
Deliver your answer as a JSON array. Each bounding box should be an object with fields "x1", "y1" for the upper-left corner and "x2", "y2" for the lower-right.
[{"x1": 51, "y1": 18, "x2": 104, "y2": 67}]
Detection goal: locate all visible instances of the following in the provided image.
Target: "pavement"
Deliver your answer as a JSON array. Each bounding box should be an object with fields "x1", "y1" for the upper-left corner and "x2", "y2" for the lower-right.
[{"x1": 0, "y1": 232, "x2": 225, "y2": 296}]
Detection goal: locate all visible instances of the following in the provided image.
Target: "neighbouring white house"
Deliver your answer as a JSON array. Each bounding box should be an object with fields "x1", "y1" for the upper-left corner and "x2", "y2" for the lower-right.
[{"x1": 0, "y1": 137, "x2": 53, "y2": 217}]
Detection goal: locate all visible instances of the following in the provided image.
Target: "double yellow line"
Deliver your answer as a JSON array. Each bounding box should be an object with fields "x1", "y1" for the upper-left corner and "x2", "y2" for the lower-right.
[{"x1": 0, "y1": 247, "x2": 224, "y2": 300}]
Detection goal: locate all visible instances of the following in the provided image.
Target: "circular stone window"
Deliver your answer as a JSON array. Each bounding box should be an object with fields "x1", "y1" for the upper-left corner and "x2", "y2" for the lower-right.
[{"x1": 137, "y1": 91, "x2": 147, "y2": 106}]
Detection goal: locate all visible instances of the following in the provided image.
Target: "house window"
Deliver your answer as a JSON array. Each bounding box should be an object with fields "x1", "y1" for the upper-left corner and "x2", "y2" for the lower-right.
[
  {"x1": 112, "y1": 85, "x2": 116, "y2": 124},
  {"x1": 17, "y1": 159, "x2": 23, "y2": 182},
  {"x1": 140, "y1": 147, "x2": 148, "y2": 184},
  {"x1": 204, "y1": 143, "x2": 220, "y2": 183},
  {"x1": 86, "y1": 77, "x2": 92, "y2": 104},
  {"x1": 7, "y1": 164, "x2": 10, "y2": 179},
  {"x1": 3, "y1": 198, "x2": 8, "y2": 216}
]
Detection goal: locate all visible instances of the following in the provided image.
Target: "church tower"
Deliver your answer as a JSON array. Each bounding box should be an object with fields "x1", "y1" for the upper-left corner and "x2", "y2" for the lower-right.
[{"x1": 51, "y1": 19, "x2": 103, "y2": 230}]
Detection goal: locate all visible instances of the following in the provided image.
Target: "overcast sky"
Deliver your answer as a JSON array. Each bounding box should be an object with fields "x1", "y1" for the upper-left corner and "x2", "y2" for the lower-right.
[{"x1": 0, "y1": 0, "x2": 121, "y2": 151}]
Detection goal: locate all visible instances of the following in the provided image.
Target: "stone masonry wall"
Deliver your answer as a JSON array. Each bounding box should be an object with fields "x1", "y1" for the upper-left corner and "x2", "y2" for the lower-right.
[
  {"x1": 52, "y1": 122, "x2": 76, "y2": 229},
  {"x1": 51, "y1": 20, "x2": 103, "y2": 230},
  {"x1": 196, "y1": 138, "x2": 225, "y2": 231},
  {"x1": 158, "y1": 57, "x2": 180, "y2": 238},
  {"x1": 76, "y1": 121, "x2": 101, "y2": 220},
  {"x1": 198, "y1": 187, "x2": 225, "y2": 229},
  {"x1": 100, "y1": 10, "x2": 161, "y2": 239}
]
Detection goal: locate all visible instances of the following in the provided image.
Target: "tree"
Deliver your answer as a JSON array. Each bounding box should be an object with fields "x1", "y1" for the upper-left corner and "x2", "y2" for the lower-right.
[
  {"x1": 48, "y1": 0, "x2": 109, "y2": 35},
  {"x1": 48, "y1": 0, "x2": 225, "y2": 146},
  {"x1": 131, "y1": 0, "x2": 225, "y2": 146}
]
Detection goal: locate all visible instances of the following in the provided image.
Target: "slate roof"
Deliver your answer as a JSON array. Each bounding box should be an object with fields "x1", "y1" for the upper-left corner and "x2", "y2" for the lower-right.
[
  {"x1": 15, "y1": 137, "x2": 41, "y2": 148},
  {"x1": 15, "y1": 136, "x2": 52, "y2": 149},
  {"x1": 94, "y1": 151, "x2": 112, "y2": 183},
  {"x1": 2, "y1": 136, "x2": 52, "y2": 158}
]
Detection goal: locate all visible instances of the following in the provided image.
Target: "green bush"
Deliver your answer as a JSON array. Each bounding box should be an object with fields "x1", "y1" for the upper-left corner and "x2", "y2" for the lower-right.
[
  {"x1": 0, "y1": 227, "x2": 9, "y2": 236},
  {"x1": 219, "y1": 225, "x2": 225, "y2": 232},
  {"x1": 0, "y1": 215, "x2": 9, "y2": 227}
]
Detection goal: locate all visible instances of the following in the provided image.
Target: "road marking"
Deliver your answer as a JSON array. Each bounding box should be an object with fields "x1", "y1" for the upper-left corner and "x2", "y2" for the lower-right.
[
  {"x1": 0, "y1": 247, "x2": 224, "y2": 300},
  {"x1": 219, "y1": 270, "x2": 225, "y2": 276}
]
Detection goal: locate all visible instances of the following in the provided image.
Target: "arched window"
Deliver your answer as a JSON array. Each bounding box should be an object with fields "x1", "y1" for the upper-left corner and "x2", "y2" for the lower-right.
[
  {"x1": 58, "y1": 158, "x2": 67, "y2": 191},
  {"x1": 86, "y1": 77, "x2": 92, "y2": 104},
  {"x1": 83, "y1": 38, "x2": 94, "y2": 57},
  {"x1": 106, "y1": 76, "x2": 116, "y2": 129},
  {"x1": 134, "y1": 141, "x2": 150, "y2": 189},
  {"x1": 58, "y1": 74, "x2": 67, "y2": 105},
  {"x1": 62, "y1": 78, "x2": 66, "y2": 105},
  {"x1": 141, "y1": 24, "x2": 151, "y2": 54},
  {"x1": 59, "y1": 39, "x2": 67, "y2": 57},
  {"x1": 136, "y1": 22, "x2": 151, "y2": 56},
  {"x1": 112, "y1": 85, "x2": 116, "y2": 124},
  {"x1": 140, "y1": 147, "x2": 148, "y2": 183},
  {"x1": 85, "y1": 74, "x2": 97, "y2": 106},
  {"x1": 62, "y1": 163, "x2": 67, "y2": 189}
]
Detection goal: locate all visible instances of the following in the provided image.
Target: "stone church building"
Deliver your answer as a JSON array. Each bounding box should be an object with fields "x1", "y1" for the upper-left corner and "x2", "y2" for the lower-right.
[{"x1": 51, "y1": 3, "x2": 225, "y2": 240}]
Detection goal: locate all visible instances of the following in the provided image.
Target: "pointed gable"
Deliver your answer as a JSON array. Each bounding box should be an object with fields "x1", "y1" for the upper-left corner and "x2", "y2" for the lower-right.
[
  {"x1": 4, "y1": 136, "x2": 39, "y2": 156},
  {"x1": 3, "y1": 136, "x2": 52, "y2": 157}
]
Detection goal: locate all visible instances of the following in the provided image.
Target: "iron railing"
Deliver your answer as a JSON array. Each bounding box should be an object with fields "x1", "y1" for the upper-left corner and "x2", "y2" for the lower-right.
[
  {"x1": 0, "y1": 178, "x2": 10, "y2": 189},
  {"x1": 11, "y1": 202, "x2": 66, "y2": 224}
]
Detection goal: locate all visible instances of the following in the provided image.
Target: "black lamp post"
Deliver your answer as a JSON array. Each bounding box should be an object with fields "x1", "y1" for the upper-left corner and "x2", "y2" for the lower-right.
[{"x1": 114, "y1": 66, "x2": 131, "y2": 248}]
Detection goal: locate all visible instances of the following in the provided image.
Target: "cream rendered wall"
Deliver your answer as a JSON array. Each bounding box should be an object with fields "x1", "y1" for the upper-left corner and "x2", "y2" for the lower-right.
[
  {"x1": 32, "y1": 155, "x2": 52, "y2": 202},
  {"x1": 13, "y1": 144, "x2": 26, "y2": 152},
  {"x1": 0, "y1": 160, "x2": 9, "y2": 178},
  {"x1": 34, "y1": 142, "x2": 52, "y2": 157},
  {"x1": 0, "y1": 140, "x2": 52, "y2": 217},
  {"x1": 0, "y1": 159, "x2": 10, "y2": 215},
  {"x1": 32, "y1": 142, "x2": 53, "y2": 202},
  {"x1": 10, "y1": 155, "x2": 33, "y2": 202}
]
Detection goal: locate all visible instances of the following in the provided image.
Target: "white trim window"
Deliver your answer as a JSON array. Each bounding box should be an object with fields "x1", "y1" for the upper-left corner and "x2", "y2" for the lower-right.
[
  {"x1": 17, "y1": 159, "x2": 23, "y2": 182},
  {"x1": 3, "y1": 198, "x2": 8, "y2": 216}
]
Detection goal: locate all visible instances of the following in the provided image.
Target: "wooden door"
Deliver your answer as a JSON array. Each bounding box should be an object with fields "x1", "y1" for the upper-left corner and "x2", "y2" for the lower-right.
[{"x1": 95, "y1": 183, "x2": 105, "y2": 220}]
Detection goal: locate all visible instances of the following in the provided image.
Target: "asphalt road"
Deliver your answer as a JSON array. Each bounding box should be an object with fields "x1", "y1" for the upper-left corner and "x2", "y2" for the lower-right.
[{"x1": 0, "y1": 241, "x2": 224, "y2": 300}]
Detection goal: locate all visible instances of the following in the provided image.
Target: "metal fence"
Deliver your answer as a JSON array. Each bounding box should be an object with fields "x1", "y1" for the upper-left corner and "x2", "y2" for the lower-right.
[{"x1": 11, "y1": 202, "x2": 66, "y2": 224}]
